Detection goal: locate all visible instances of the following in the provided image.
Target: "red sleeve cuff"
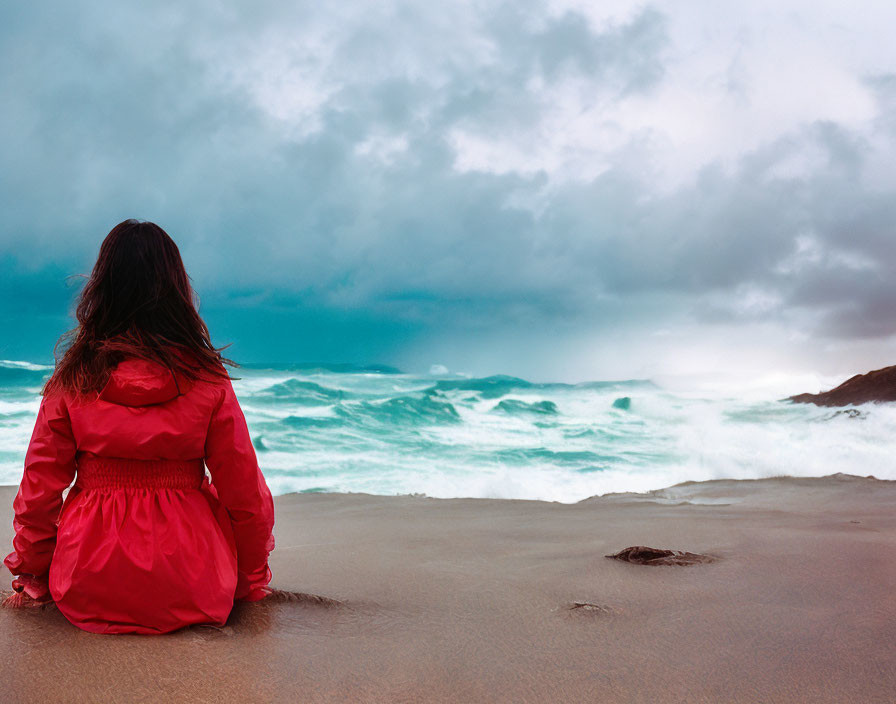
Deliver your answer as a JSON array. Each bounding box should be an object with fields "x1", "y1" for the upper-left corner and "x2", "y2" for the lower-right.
[{"x1": 10, "y1": 573, "x2": 51, "y2": 602}]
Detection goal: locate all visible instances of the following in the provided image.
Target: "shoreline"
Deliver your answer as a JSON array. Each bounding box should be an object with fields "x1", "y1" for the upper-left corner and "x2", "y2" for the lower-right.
[
  {"x1": 0, "y1": 470, "x2": 886, "y2": 497},
  {"x1": 3, "y1": 473, "x2": 895, "y2": 702},
  {"x1": 268, "y1": 470, "x2": 891, "y2": 504},
  {"x1": 1, "y1": 470, "x2": 889, "y2": 507}
]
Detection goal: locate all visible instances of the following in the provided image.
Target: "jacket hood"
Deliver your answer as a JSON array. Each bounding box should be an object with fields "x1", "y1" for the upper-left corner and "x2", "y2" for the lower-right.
[{"x1": 98, "y1": 357, "x2": 195, "y2": 407}]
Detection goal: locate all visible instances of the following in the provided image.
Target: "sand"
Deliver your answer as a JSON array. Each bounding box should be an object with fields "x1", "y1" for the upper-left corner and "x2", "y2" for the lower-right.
[{"x1": 2, "y1": 474, "x2": 895, "y2": 703}]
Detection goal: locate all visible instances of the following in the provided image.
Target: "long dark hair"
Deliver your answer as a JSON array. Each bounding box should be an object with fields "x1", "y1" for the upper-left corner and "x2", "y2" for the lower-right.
[{"x1": 42, "y1": 219, "x2": 237, "y2": 398}]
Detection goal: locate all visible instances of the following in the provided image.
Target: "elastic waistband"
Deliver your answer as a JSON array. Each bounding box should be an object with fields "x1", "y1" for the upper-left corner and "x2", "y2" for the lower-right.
[{"x1": 74, "y1": 453, "x2": 205, "y2": 490}]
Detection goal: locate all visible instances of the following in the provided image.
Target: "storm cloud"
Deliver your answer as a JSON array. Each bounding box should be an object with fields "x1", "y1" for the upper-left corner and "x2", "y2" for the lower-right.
[{"x1": 2, "y1": 1, "x2": 895, "y2": 381}]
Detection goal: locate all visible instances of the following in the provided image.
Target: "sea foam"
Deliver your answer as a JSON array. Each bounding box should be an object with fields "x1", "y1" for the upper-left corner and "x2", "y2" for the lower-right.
[{"x1": 1, "y1": 362, "x2": 893, "y2": 502}]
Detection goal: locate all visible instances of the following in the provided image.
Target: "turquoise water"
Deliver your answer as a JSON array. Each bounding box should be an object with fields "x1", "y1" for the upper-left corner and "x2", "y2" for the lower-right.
[{"x1": 2, "y1": 360, "x2": 894, "y2": 502}]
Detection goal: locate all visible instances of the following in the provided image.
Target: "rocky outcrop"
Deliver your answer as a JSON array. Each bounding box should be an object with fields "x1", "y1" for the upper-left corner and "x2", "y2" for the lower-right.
[
  {"x1": 605, "y1": 546, "x2": 716, "y2": 565},
  {"x1": 787, "y1": 365, "x2": 896, "y2": 407}
]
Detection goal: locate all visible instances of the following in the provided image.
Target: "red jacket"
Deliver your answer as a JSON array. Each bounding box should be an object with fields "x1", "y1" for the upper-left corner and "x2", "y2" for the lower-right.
[{"x1": 3, "y1": 355, "x2": 276, "y2": 634}]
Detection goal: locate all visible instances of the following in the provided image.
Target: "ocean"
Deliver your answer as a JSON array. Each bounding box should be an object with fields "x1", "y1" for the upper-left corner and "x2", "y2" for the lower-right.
[{"x1": 2, "y1": 360, "x2": 894, "y2": 502}]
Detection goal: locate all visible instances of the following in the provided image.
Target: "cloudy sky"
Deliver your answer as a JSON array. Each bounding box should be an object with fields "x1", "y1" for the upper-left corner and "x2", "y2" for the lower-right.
[{"x1": 2, "y1": 1, "x2": 895, "y2": 383}]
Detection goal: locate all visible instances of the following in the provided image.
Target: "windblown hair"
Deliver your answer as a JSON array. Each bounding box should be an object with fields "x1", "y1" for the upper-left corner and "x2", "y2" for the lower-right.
[{"x1": 42, "y1": 219, "x2": 237, "y2": 398}]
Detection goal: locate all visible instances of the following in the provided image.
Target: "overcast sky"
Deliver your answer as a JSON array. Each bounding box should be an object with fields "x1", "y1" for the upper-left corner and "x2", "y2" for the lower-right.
[{"x1": 2, "y1": 1, "x2": 895, "y2": 383}]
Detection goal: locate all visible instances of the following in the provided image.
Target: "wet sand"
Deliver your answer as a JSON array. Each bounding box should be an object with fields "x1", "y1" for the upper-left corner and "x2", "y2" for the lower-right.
[{"x1": 2, "y1": 474, "x2": 895, "y2": 703}]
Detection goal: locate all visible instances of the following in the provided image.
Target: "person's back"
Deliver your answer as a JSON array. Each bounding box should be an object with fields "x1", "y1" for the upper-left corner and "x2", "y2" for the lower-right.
[{"x1": 2, "y1": 219, "x2": 276, "y2": 634}]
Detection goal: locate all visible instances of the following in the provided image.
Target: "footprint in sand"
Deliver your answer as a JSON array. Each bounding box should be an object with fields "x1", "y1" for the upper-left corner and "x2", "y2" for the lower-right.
[
  {"x1": 568, "y1": 602, "x2": 612, "y2": 613},
  {"x1": 261, "y1": 589, "x2": 346, "y2": 607},
  {"x1": 559, "y1": 601, "x2": 617, "y2": 620}
]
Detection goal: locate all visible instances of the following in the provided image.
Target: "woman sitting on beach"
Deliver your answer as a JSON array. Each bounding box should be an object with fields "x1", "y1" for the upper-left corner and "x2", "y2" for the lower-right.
[{"x1": 2, "y1": 219, "x2": 276, "y2": 634}]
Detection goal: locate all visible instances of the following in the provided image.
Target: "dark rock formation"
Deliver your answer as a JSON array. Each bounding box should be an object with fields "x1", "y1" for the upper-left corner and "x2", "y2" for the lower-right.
[
  {"x1": 787, "y1": 365, "x2": 896, "y2": 407},
  {"x1": 605, "y1": 546, "x2": 716, "y2": 566},
  {"x1": 612, "y1": 396, "x2": 631, "y2": 410}
]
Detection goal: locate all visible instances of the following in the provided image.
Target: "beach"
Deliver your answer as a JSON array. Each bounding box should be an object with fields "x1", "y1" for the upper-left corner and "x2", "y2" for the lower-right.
[{"x1": 2, "y1": 474, "x2": 895, "y2": 703}]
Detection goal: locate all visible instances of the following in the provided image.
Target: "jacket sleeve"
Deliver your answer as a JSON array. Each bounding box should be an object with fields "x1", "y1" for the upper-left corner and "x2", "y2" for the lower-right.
[
  {"x1": 204, "y1": 377, "x2": 276, "y2": 601},
  {"x1": 3, "y1": 391, "x2": 78, "y2": 601}
]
